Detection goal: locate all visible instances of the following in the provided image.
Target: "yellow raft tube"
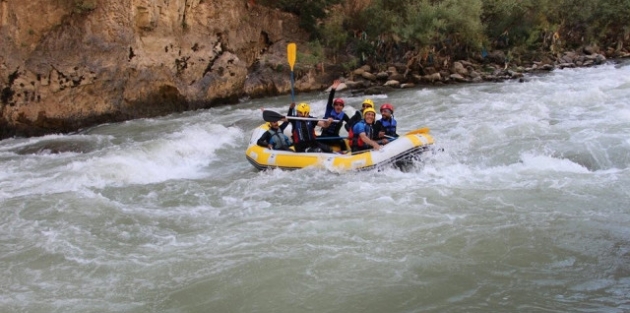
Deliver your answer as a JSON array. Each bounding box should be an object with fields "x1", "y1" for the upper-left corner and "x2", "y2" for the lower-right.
[{"x1": 245, "y1": 123, "x2": 434, "y2": 171}]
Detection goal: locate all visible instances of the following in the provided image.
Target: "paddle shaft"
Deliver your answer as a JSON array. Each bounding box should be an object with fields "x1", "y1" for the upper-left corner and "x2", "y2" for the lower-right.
[
  {"x1": 316, "y1": 136, "x2": 346, "y2": 141},
  {"x1": 263, "y1": 109, "x2": 339, "y2": 123},
  {"x1": 287, "y1": 116, "x2": 339, "y2": 122},
  {"x1": 290, "y1": 72, "x2": 295, "y2": 103}
]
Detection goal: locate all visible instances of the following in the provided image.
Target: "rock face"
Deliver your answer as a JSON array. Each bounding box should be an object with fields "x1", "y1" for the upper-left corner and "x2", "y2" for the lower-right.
[{"x1": 0, "y1": 0, "x2": 305, "y2": 139}]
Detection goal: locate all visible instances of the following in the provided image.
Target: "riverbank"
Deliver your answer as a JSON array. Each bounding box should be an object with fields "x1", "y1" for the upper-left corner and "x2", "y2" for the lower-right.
[{"x1": 293, "y1": 47, "x2": 617, "y2": 98}]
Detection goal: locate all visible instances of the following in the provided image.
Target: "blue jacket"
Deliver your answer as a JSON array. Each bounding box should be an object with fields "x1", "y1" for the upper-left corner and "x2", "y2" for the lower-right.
[{"x1": 374, "y1": 117, "x2": 398, "y2": 137}]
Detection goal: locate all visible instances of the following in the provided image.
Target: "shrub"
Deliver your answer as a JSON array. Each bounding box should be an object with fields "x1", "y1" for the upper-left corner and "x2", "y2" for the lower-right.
[{"x1": 298, "y1": 40, "x2": 326, "y2": 66}]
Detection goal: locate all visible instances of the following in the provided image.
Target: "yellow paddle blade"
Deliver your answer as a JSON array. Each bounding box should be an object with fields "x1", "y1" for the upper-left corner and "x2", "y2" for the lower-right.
[
  {"x1": 287, "y1": 43, "x2": 296, "y2": 71},
  {"x1": 405, "y1": 127, "x2": 430, "y2": 135}
]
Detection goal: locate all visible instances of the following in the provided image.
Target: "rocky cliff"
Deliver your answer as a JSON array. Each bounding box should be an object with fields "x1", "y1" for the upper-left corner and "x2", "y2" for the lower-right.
[{"x1": 0, "y1": 0, "x2": 311, "y2": 139}]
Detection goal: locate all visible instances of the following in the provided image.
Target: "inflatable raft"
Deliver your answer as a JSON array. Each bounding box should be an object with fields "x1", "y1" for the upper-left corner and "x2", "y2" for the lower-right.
[{"x1": 245, "y1": 123, "x2": 434, "y2": 171}]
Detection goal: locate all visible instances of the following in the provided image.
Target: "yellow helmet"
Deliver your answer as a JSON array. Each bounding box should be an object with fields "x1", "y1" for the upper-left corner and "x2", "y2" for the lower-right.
[
  {"x1": 362, "y1": 99, "x2": 375, "y2": 109},
  {"x1": 296, "y1": 102, "x2": 310, "y2": 115},
  {"x1": 363, "y1": 107, "x2": 377, "y2": 117}
]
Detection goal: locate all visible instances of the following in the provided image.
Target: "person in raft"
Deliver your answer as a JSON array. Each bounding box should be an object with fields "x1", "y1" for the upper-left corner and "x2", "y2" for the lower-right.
[
  {"x1": 347, "y1": 98, "x2": 375, "y2": 143},
  {"x1": 319, "y1": 80, "x2": 351, "y2": 150},
  {"x1": 256, "y1": 120, "x2": 292, "y2": 151},
  {"x1": 350, "y1": 107, "x2": 382, "y2": 152},
  {"x1": 348, "y1": 98, "x2": 375, "y2": 130},
  {"x1": 374, "y1": 103, "x2": 399, "y2": 144},
  {"x1": 287, "y1": 102, "x2": 333, "y2": 153}
]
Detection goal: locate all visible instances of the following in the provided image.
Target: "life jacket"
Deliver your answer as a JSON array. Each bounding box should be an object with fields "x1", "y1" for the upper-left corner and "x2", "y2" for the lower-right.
[
  {"x1": 292, "y1": 120, "x2": 316, "y2": 143},
  {"x1": 379, "y1": 117, "x2": 397, "y2": 136},
  {"x1": 321, "y1": 110, "x2": 346, "y2": 137},
  {"x1": 268, "y1": 128, "x2": 290, "y2": 150},
  {"x1": 351, "y1": 120, "x2": 375, "y2": 150}
]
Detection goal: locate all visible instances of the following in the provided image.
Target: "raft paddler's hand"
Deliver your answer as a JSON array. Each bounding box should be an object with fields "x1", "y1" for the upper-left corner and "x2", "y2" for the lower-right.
[
  {"x1": 373, "y1": 143, "x2": 382, "y2": 151},
  {"x1": 331, "y1": 80, "x2": 341, "y2": 90},
  {"x1": 325, "y1": 117, "x2": 333, "y2": 127},
  {"x1": 290, "y1": 102, "x2": 295, "y2": 109},
  {"x1": 378, "y1": 131, "x2": 385, "y2": 138}
]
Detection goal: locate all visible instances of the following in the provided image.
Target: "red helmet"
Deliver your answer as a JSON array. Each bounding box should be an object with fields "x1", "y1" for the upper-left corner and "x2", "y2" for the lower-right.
[
  {"x1": 333, "y1": 98, "x2": 345, "y2": 106},
  {"x1": 380, "y1": 103, "x2": 394, "y2": 113}
]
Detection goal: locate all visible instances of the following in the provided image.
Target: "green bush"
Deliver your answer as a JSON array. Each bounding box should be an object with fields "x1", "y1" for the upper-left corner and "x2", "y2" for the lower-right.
[
  {"x1": 259, "y1": 0, "x2": 629, "y2": 63},
  {"x1": 297, "y1": 40, "x2": 326, "y2": 66},
  {"x1": 318, "y1": 8, "x2": 349, "y2": 58}
]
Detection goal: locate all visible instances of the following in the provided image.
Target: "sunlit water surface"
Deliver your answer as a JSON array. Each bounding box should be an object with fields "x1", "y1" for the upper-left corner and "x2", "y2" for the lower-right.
[{"x1": 1, "y1": 63, "x2": 630, "y2": 313}]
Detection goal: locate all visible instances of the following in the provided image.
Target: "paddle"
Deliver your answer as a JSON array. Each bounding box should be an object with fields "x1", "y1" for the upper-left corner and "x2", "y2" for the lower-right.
[
  {"x1": 263, "y1": 110, "x2": 339, "y2": 123},
  {"x1": 287, "y1": 43, "x2": 296, "y2": 103}
]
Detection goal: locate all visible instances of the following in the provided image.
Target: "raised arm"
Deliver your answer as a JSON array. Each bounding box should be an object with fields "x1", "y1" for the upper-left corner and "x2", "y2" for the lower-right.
[
  {"x1": 324, "y1": 80, "x2": 341, "y2": 117},
  {"x1": 279, "y1": 120, "x2": 289, "y2": 132},
  {"x1": 287, "y1": 102, "x2": 296, "y2": 116}
]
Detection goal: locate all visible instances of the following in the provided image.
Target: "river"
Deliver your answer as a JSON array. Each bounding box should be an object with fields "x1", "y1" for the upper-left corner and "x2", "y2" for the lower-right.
[{"x1": 1, "y1": 62, "x2": 629, "y2": 313}]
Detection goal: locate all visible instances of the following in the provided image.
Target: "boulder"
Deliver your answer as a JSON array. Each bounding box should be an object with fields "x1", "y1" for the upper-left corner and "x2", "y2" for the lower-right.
[
  {"x1": 595, "y1": 54, "x2": 607, "y2": 64},
  {"x1": 364, "y1": 86, "x2": 388, "y2": 95},
  {"x1": 384, "y1": 80, "x2": 400, "y2": 88},
  {"x1": 583, "y1": 45, "x2": 598, "y2": 55},
  {"x1": 376, "y1": 72, "x2": 389, "y2": 80},
  {"x1": 361, "y1": 71, "x2": 377, "y2": 81},
  {"x1": 449, "y1": 73, "x2": 468, "y2": 82},
  {"x1": 422, "y1": 72, "x2": 442, "y2": 83},
  {"x1": 353, "y1": 68, "x2": 366, "y2": 76},
  {"x1": 452, "y1": 61, "x2": 468, "y2": 76},
  {"x1": 540, "y1": 64, "x2": 555, "y2": 71},
  {"x1": 344, "y1": 80, "x2": 367, "y2": 89},
  {"x1": 389, "y1": 73, "x2": 406, "y2": 82}
]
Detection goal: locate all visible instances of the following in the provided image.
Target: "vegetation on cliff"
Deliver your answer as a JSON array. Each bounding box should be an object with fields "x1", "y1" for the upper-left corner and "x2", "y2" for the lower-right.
[{"x1": 258, "y1": 0, "x2": 629, "y2": 67}]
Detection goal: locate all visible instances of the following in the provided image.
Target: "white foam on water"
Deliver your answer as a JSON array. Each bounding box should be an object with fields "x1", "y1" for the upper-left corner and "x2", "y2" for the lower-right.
[
  {"x1": 517, "y1": 152, "x2": 590, "y2": 173},
  {"x1": 72, "y1": 123, "x2": 243, "y2": 185},
  {"x1": 0, "y1": 123, "x2": 243, "y2": 197}
]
